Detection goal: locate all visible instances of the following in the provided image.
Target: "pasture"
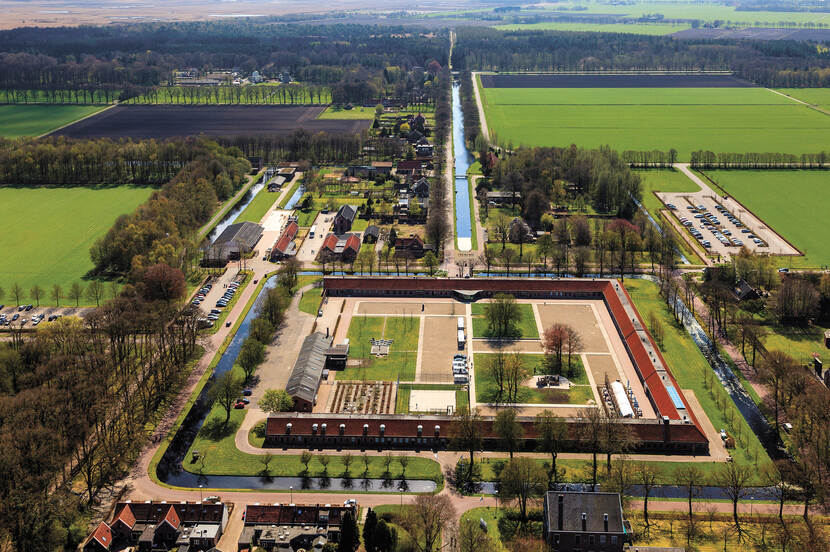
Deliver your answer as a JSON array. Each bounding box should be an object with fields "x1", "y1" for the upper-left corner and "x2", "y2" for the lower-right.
[
  {"x1": 479, "y1": 78, "x2": 830, "y2": 159},
  {"x1": 702, "y1": 170, "x2": 830, "y2": 267},
  {"x1": 494, "y1": 22, "x2": 690, "y2": 35},
  {"x1": 51, "y1": 105, "x2": 372, "y2": 139},
  {"x1": 0, "y1": 105, "x2": 106, "y2": 138},
  {"x1": 0, "y1": 186, "x2": 152, "y2": 304}
]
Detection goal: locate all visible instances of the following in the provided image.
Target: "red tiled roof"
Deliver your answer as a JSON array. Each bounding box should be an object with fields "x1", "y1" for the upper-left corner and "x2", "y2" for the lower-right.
[
  {"x1": 112, "y1": 504, "x2": 136, "y2": 530},
  {"x1": 244, "y1": 504, "x2": 352, "y2": 526},
  {"x1": 161, "y1": 505, "x2": 181, "y2": 530},
  {"x1": 91, "y1": 522, "x2": 112, "y2": 550},
  {"x1": 396, "y1": 160, "x2": 423, "y2": 170},
  {"x1": 109, "y1": 501, "x2": 226, "y2": 525},
  {"x1": 395, "y1": 236, "x2": 424, "y2": 249},
  {"x1": 272, "y1": 221, "x2": 299, "y2": 254},
  {"x1": 344, "y1": 234, "x2": 360, "y2": 252},
  {"x1": 322, "y1": 234, "x2": 338, "y2": 252}
]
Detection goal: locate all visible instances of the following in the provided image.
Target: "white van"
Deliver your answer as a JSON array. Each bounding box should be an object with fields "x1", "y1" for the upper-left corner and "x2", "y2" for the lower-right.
[
  {"x1": 309, "y1": 224, "x2": 317, "y2": 238},
  {"x1": 457, "y1": 316, "x2": 465, "y2": 331}
]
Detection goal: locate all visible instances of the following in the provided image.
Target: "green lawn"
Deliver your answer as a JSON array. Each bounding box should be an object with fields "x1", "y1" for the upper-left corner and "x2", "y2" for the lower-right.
[
  {"x1": 623, "y1": 279, "x2": 772, "y2": 479},
  {"x1": 298, "y1": 286, "x2": 323, "y2": 316},
  {"x1": 761, "y1": 322, "x2": 828, "y2": 364},
  {"x1": 295, "y1": 209, "x2": 319, "y2": 227},
  {"x1": 395, "y1": 384, "x2": 469, "y2": 414},
  {"x1": 473, "y1": 353, "x2": 593, "y2": 405},
  {"x1": 337, "y1": 315, "x2": 420, "y2": 381},
  {"x1": 233, "y1": 188, "x2": 278, "y2": 224},
  {"x1": 480, "y1": 85, "x2": 830, "y2": 160},
  {"x1": 702, "y1": 170, "x2": 830, "y2": 267},
  {"x1": 0, "y1": 186, "x2": 153, "y2": 304},
  {"x1": 0, "y1": 104, "x2": 106, "y2": 137},
  {"x1": 494, "y1": 22, "x2": 689, "y2": 35},
  {"x1": 317, "y1": 106, "x2": 377, "y2": 119},
  {"x1": 636, "y1": 169, "x2": 701, "y2": 218},
  {"x1": 471, "y1": 302, "x2": 539, "y2": 339},
  {"x1": 186, "y1": 403, "x2": 441, "y2": 481}
]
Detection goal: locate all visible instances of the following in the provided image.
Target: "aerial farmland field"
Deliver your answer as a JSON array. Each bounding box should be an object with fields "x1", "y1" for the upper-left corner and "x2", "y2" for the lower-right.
[
  {"x1": 700, "y1": 170, "x2": 830, "y2": 268},
  {"x1": 0, "y1": 186, "x2": 152, "y2": 304},
  {"x1": 0, "y1": 105, "x2": 106, "y2": 138},
  {"x1": 478, "y1": 75, "x2": 830, "y2": 160}
]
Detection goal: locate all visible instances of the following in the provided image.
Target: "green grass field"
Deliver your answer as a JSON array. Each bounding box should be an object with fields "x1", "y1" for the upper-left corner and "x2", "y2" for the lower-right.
[
  {"x1": 480, "y1": 85, "x2": 830, "y2": 160},
  {"x1": 473, "y1": 353, "x2": 593, "y2": 405},
  {"x1": 470, "y1": 303, "x2": 539, "y2": 339},
  {"x1": 337, "y1": 315, "x2": 420, "y2": 381},
  {"x1": 624, "y1": 279, "x2": 772, "y2": 478},
  {"x1": 0, "y1": 186, "x2": 153, "y2": 304},
  {"x1": 776, "y1": 88, "x2": 830, "y2": 108},
  {"x1": 233, "y1": 188, "x2": 278, "y2": 224},
  {"x1": 395, "y1": 384, "x2": 469, "y2": 414},
  {"x1": 0, "y1": 104, "x2": 106, "y2": 137},
  {"x1": 494, "y1": 22, "x2": 689, "y2": 35},
  {"x1": 702, "y1": 170, "x2": 830, "y2": 267},
  {"x1": 637, "y1": 169, "x2": 701, "y2": 217},
  {"x1": 318, "y1": 106, "x2": 377, "y2": 119}
]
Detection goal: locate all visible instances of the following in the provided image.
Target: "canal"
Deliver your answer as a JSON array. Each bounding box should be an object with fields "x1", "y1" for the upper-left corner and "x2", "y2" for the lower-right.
[{"x1": 452, "y1": 81, "x2": 474, "y2": 251}]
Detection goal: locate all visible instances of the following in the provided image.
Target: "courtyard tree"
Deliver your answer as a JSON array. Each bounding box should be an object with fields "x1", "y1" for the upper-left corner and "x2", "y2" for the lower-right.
[
  {"x1": 450, "y1": 406, "x2": 483, "y2": 482},
  {"x1": 484, "y1": 293, "x2": 520, "y2": 338},
  {"x1": 494, "y1": 408, "x2": 524, "y2": 459},
  {"x1": 486, "y1": 352, "x2": 508, "y2": 402},
  {"x1": 402, "y1": 494, "x2": 455, "y2": 552},
  {"x1": 564, "y1": 326, "x2": 583, "y2": 376},
  {"x1": 499, "y1": 457, "x2": 547, "y2": 521},
  {"x1": 209, "y1": 371, "x2": 243, "y2": 424},
  {"x1": 542, "y1": 323, "x2": 568, "y2": 374},
  {"x1": 258, "y1": 388, "x2": 294, "y2": 414},
  {"x1": 535, "y1": 409, "x2": 568, "y2": 487},
  {"x1": 504, "y1": 352, "x2": 527, "y2": 403}
]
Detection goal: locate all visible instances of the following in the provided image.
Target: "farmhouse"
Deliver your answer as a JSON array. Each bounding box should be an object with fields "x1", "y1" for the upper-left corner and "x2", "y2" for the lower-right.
[
  {"x1": 394, "y1": 235, "x2": 433, "y2": 259},
  {"x1": 332, "y1": 204, "x2": 358, "y2": 233},
  {"x1": 395, "y1": 159, "x2": 430, "y2": 177},
  {"x1": 285, "y1": 332, "x2": 332, "y2": 411},
  {"x1": 238, "y1": 503, "x2": 355, "y2": 551},
  {"x1": 345, "y1": 165, "x2": 376, "y2": 179},
  {"x1": 207, "y1": 221, "x2": 263, "y2": 262},
  {"x1": 411, "y1": 177, "x2": 430, "y2": 198},
  {"x1": 543, "y1": 492, "x2": 627, "y2": 551},
  {"x1": 320, "y1": 233, "x2": 361, "y2": 263},
  {"x1": 371, "y1": 161, "x2": 394, "y2": 176},
  {"x1": 363, "y1": 225, "x2": 380, "y2": 244},
  {"x1": 269, "y1": 221, "x2": 299, "y2": 261}
]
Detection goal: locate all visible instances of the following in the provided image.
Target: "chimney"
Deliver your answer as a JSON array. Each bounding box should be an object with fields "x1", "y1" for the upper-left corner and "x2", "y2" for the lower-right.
[
  {"x1": 557, "y1": 495, "x2": 563, "y2": 530},
  {"x1": 603, "y1": 513, "x2": 608, "y2": 532},
  {"x1": 662, "y1": 415, "x2": 670, "y2": 443},
  {"x1": 581, "y1": 513, "x2": 587, "y2": 532}
]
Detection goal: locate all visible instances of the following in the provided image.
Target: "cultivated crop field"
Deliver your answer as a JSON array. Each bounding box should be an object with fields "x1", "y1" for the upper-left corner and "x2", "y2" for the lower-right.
[
  {"x1": 478, "y1": 75, "x2": 830, "y2": 160},
  {"x1": 52, "y1": 105, "x2": 372, "y2": 139},
  {"x1": 702, "y1": 170, "x2": 830, "y2": 267},
  {"x1": 0, "y1": 105, "x2": 106, "y2": 138},
  {"x1": 0, "y1": 186, "x2": 152, "y2": 303}
]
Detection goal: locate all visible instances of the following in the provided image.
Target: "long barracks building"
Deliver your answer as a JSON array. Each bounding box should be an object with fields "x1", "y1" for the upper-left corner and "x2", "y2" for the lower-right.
[{"x1": 265, "y1": 277, "x2": 709, "y2": 455}]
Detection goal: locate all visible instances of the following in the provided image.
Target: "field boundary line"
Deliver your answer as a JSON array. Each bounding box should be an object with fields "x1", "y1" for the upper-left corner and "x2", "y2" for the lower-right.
[
  {"x1": 37, "y1": 103, "x2": 116, "y2": 138},
  {"x1": 766, "y1": 87, "x2": 830, "y2": 117},
  {"x1": 695, "y1": 168, "x2": 806, "y2": 258},
  {"x1": 471, "y1": 72, "x2": 490, "y2": 144}
]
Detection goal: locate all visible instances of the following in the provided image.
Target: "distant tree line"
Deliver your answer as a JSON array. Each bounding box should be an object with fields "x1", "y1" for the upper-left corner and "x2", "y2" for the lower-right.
[
  {"x1": 90, "y1": 140, "x2": 250, "y2": 279},
  {"x1": 488, "y1": 145, "x2": 642, "y2": 225},
  {"x1": 623, "y1": 149, "x2": 679, "y2": 168},
  {"x1": 425, "y1": 69, "x2": 453, "y2": 254},
  {"x1": 459, "y1": 71, "x2": 482, "y2": 148},
  {"x1": 690, "y1": 150, "x2": 830, "y2": 168},
  {"x1": 0, "y1": 23, "x2": 449, "y2": 104},
  {"x1": 452, "y1": 27, "x2": 830, "y2": 87},
  {"x1": 222, "y1": 130, "x2": 375, "y2": 165},
  {"x1": 0, "y1": 136, "x2": 229, "y2": 186}
]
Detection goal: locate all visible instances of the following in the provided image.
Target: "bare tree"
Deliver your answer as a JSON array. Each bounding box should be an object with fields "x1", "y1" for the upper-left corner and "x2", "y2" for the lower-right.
[
  {"x1": 676, "y1": 464, "x2": 703, "y2": 528},
  {"x1": 634, "y1": 463, "x2": 662, "y2": 530},
  {"x1": 535, "y1": 409, "x2": 568, "y2": 488},
  {"x1": 402, "y1": 494, "x2": 455, "y2": 552},
  {"x1": 30, "y1": 284, "x2": 43, "y2": 307},
  {"x1": 51, "y1": 284, "x2": 62, "y2": 307},
  {"x1": 716, "y1": 461, "x2": 753, "y2": 537},
  {"x1": 499, "y1": 457, "x2": 547, "y2": 521},
  {"x1": 449, "y1": 406, "x2": 483, "y2": 483}
]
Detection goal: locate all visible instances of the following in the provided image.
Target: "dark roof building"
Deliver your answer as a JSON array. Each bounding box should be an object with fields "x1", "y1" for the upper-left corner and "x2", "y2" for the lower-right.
[
  {"x1": 543, "y1": 491, "x2": 627, "y2": 551},
  {"x1": 734, "y1": 279, "x2": 760, "y2": 302},
  {"x1": 394, "y1": 235, "x2": 433, "y2": 258},
  {"x1": 209, "y1": 221, "x2": 263, "y2": 261},
  {"x1": 320, "y1": 233, "x2": 361, "y2": 262},
  {"x1": 363, "y1": 225, "x2": 380, "y2": 243},
  {"x1": 411, "y1": 177, "x2": 430, "y2": 198},
  {"x1": 286, "y1": 332, "x2": 332, "y2": 411},
  {"x1": 333, "y1": 204, "x2": 358, "y2": 234}
]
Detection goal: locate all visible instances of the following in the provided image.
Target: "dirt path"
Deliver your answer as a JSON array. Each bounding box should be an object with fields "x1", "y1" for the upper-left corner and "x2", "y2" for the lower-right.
[
  {"x1": 470, "y1": 175, "x2": 486, "y2": 252},
  {"x1": 471, "y1": 72, "x2": 490, "y2": 144},
  {"x1": 197, "y1": 172, "x2": 260, "y2": 240}
]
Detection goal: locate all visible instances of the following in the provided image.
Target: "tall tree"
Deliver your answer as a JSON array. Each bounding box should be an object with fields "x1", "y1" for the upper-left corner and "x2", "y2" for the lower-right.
[
  {"x1": 209, "y1": 371, "x2": 243, "y2": 424},
  {"x1": 760, "y1": 350, "x2": 797, "y2": 442},
  {"x1": 449, "y1": 406, "x2": 483, "y2": 483},
  {"x1": 69, "y1": 282, "x2": 84, "y2": 307},
  {"x1": 50, "y1": 284, "x2": 62, "y2": 307},
  {"x1": 575, "y1": 407, "x2": 604, "y2": 491},
  {"x1": 238, "y1": 337, "x2": 265, "y2": 383},
  {"x1": 30, "y1": 284, "x2": 43, "y2": 307},
  {"x1": 634, "y1": 463, "x2": 662, "y2": 530},
  {"x1": 499, "y1": 457, "x2": 547, "y2": 521},
  {"x1": 716, "y1": 461, "x2": 752, "y2": 537},
  {"x1": 338, "y1": 510, "x2": 360, "y2": 552},
  {"x1": 258, "y1": 388, "x2": 293, "y2": 414},
  {"x1": 403, "y1": 494, "x2": 455, "y2": 552},
  {"x1": 535, "y1": 410, "x2": 568, "y2": 487},
  {"x1": 494, "y1": 409, "x2": 524, "y2": 459}
]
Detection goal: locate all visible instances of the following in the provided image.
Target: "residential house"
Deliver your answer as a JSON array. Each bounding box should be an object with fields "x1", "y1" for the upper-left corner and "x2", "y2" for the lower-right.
[
  {"x1": 410, "y1": 113, "x2": 426, "y2": 132},
  {"x1": 407, "y1": 129, "x2": 425, "y2": 144},
  {"x1": 396, "y1": 160, "x2": 429, "y2": 178},
  {"x1": 508, "y1": 217, "x2": 534, "y2": 244},
  {"x1": 363, "y1": 225, "x2": 380, "y2": 244},
  {"x1": 394, "y1": 235, "x2": 433, "y2": 259},
  {"x1": 371, "y1": 161, "x2": 394, "y2": 176},
  {"x1": 238, "y1": 503, "x2": 356, "y2": 552},
  {"x1": 83, "y1": 523, "x2": 113, "y2": 552},
  {"x1": 415, "y1": 137, "x2": 434, "y2": 158},
  {"x1": 543, "y1": 491, "x2": 628, "y2": 552},
  {"x1": 345, "y1": 165, "x2": 376, "y2": 179},
  {"x1": 269, "y1": 221, "x2": 299, "y2": 261},
  {"x1": 320, "y1": 233, "x2": 361, "y2": 263},
  {"x1": 486, "y1": 190, "x2": 520, "y2": 205},
  {"x1": 267, "y1": 175, "x2": 286, "y2": 192},
  {"x1": 411, "y1": 177, "x2": 430, "y2": 198},
  {"x1": 734, "y1": 279, "x2": 761, "y2": 302},
  {"x1": 332, "y1": 204, "x2": 358, "y2": 234},
  {"x1": 207, "y1": 221, "x2": 263, "y2": 263}
]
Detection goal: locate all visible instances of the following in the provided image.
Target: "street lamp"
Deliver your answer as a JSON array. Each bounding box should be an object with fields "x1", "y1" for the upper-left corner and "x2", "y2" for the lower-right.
[
  {"x1": 199, "y1": 484, "x2": 203, "y2": 503},
  {"x1": 494, "y1": 489, "x2": 499, "y2": 511},
  {"x1": 289, "y1": 485, "x2": 293, "y2": 504}
]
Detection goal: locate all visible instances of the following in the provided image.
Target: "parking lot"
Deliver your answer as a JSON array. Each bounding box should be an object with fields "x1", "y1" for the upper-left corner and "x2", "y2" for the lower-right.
[
  {"x1": 295, "y1": 211, "x2": 334, "y2": 263},
  {"x1": 189, "y1": 270, "x2": 250, "y2": 328},
  {"x1": 0, "y1": 304, "x2": 87, "y2": 328},
  {"x1": 658, "y1": 167, "x2": 800, "y2": 259}
]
